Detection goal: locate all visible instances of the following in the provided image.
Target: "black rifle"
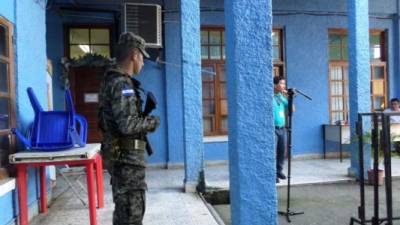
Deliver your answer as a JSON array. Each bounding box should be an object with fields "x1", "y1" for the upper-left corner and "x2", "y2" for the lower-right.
[{"x1": 143, "y1": 92, "x2": 157, "y2": 156}]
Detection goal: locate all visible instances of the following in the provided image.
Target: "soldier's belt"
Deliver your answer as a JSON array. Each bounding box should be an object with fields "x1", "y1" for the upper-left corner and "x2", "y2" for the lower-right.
[{"x1": 119, "y1": 138, "x2": 147, "y2": 151}]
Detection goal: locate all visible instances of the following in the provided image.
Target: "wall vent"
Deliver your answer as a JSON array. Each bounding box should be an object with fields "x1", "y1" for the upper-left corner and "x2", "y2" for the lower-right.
[{"x1": 124, "y1": 3, "x2": 162, "y2": 48}]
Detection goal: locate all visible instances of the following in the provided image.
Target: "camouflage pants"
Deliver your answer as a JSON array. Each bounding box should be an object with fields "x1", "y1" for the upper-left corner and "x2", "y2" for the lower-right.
[
  {"x1": 113, "y1": 190, "x2": 145, "y2": 225},
  {"x1": 111, "y1": 163, "x2": 146, "y2": 225}
]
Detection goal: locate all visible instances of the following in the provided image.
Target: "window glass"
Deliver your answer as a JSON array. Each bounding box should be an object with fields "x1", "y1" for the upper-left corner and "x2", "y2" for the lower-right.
[
  {"x1": 329, "y1": 30, "x2": 387, "y2": 122},
  {"x1": 332, "y1": 112, "x2": 341, "y2": 122},
  {"x1": 373, "y1": 66, "x2": 384, "y2": 79},
  {"x1": 201, "y1": 31, "x2": 208, "y2": 45},
  {"x1": 210, "y1": 46, "x2": 221, "y2": 59},
  {"x1": 331, "y1": 97, "x2": 343, "y2": 111},
  {"x1": 272, "y1": 31, "x2": 280, "y2": 45},
  {"x1": 220, "y1": 100, "x2": 228, "y2": 116},
  {"x1": 70, "y1": 45, "x2": 87, "y2": 59},
  {"x1": 203, "y1": 100, "x2": 215, "y2": 115},
  {"x1": 372, "y1": 80, "x2": 384, "y2": 96},
  {"x1": 219, "y1": 65, "x2": 226, "y2": 81},
  {"x1": 91, "y1": 45, "x2": 110, "y2": 57},
  {"x1": 201, "y1": 46, "x2": 208, "y2": 59},
  {"x1": 370, "y1": 34, "x2": 381, "y2": 46},
  {"x1": 203, "y1": 117, "x2": 214, "y2": 134},
  {"x1": 0, "y1": 135, "x2": 10, "y2": 167},
  {"x1": 201, "y1": 28, "x2": 230, "y2": 135},
  {"x1": 331, "y1": 66, "x2": 343, "y2": 80},
  {"x1": 69, "y1": 29, "x2": 89, "y2": 44},
  {"x1": 0, "y1": 98, "x2": 9, "y2": 130},
  {"x1": 209, "y1": 31, "x2": 221, "y2": 45},
  {"x1": 0, "y1": 19, "x2": 14, "y2": 169},
  {"x1": 329, "y1": 34, "x2": 341, "y2": 45},
  {"x1": 202, "y1": 83, "x2": 214, "y2": 98},
  {"x1": 221, "y1": 117, "x2": 228, "y2": 132},
  {"x1": 342, "y1": 47, "x2": 348, "y2": 60},
  {"x1": 0, "y1": 25, "x2": 7, "y2": 57},
  {"x1": 0, "y1": 62, "x2": 8, "y2": 92},
  {"x1": 68, "y1": 28, "x2": 110, "y2": 59},
  {"x1": 329, "y1": 46, "x2": 341, "y2": 60},
  {"x1": 342, "y1": 36, "x2": 348, "y2": 47},
  {"x1": 373, "y1": 96, "x2": 385, "y2": 110},
  {"x1": 330, "y1": 81, "x2": 343, "y2": 96},
  {"x1": 370, "y1": 47, "x2": 381, "y2": 60},
  {"x1": 273, "y1": 46, "x2": 280, "y2": 61},
  {"x1": 90, "y1": 29, "x2": 109, "y2": 44},
  {"x1": 202, "y1": 66, "x2": 215, "y2": 80},
  {"x1": 220, "y1": 83, "x2": 227, "y2": 99}
]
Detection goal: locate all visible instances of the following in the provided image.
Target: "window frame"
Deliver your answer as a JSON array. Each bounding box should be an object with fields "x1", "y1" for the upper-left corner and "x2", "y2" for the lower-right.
[
  {"x1": 327, "y1": 29, "x2": 388, "y2": 123},
  {"x1": 0, "y1": 16, "x2": 16, "y2": 170},
  {"x1": 370, "y1": 62, "x2": 387, "y2": 111},
  {"x1": 328, "y1": 62, "x2": 349, "y2": 123},
  {"x1": 272, "y1": 28, "x2": 286, "y2": 78},
  {"x1": 201, "y1": 26, "x2": 227, "y2": 136},
  {"x1": 64, "y1": 24, "x2": 113, "y2": 59}
]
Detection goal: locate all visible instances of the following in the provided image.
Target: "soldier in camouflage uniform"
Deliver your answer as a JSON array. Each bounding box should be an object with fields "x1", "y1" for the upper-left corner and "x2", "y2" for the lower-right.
[{"x1": 98, "y1": 32, "x2": 160, "y2": 225}]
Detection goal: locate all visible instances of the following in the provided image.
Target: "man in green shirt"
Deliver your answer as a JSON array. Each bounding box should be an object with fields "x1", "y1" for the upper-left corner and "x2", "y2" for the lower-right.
[{"x1": 273, "y1": 76, "x2": 288, "y2": 183}]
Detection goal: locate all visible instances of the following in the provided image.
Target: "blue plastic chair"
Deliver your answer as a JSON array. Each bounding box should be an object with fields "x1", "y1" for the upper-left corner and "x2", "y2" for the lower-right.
[{"x1": 12, "y1": 87, "x2": 87, "y2": 151}]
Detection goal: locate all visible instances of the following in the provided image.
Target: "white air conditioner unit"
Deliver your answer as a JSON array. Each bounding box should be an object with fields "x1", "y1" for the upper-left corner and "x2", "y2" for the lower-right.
[{"x1": 124, "y1": 3, "x2": 162, "y2": 48}]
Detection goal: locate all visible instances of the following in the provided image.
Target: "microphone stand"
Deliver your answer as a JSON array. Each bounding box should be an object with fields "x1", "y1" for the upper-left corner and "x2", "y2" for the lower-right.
[{"x1": 278, "y1": 88, "x2": 311, "y2": 222}]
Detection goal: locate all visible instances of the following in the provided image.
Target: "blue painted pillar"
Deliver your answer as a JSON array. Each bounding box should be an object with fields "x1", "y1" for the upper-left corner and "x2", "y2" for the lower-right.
[
  {"x1": 180, "y1": 0, "x2": 204, "y2": 192},
  {"x1": 347, "y1": 0, "x2": 371, "y2": 178},
  {"x1": 395, "y1": 0, "x2": 400, "y2": 97},
  {"x1": 225, "y1": 0, "x2": 276, "y2": 225},
  {"x1": 164, "y1": 0, "x2": 184, "y2": 166}
]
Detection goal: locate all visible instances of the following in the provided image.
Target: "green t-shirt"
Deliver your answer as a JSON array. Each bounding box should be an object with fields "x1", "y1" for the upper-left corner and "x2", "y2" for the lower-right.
[{"x1": 273, "y1": 93, "x2": 288, "y2": 128}]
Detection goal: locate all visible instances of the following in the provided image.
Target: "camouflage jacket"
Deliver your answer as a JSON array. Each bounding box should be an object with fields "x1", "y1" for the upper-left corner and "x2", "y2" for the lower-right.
[{"x1": 98, "y1": 67, "x2": 157, "y2": 166}]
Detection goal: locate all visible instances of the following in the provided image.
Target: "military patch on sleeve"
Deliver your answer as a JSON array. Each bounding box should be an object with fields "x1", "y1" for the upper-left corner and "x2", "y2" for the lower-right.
[{"x1": 122, "y1": 88, "x2": 134, "y2": 96}]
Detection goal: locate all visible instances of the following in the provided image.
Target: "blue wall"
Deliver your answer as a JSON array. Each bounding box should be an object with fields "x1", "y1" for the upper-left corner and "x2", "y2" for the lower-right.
[
  {"x1": 0, "y1": 2, "x2": 17, "y2": 223},
  {"x1": 15, "y1": 0, "x2": 48, "y2": 128},
  {"x1": 45, "y1": 0, "x2": 400, "y2": 165},
  {"x1": 273, "y1": 0, "x2": 397, "y2": 155},
  {"x1": 0, "y1": 0, "x2": 48, "y2": 224},
  {"x1": 0, "y1": 0, "x2": 15, "y2": 23},
  {"x1": 200, "y1": 0, "x2": 400, "y2": 160},
  {"x1": 137, "y1": 61, "x2": 168, "y2": 164},
  {"x1": 46, "y1": 7, "x2": 168, "y2": 164}
]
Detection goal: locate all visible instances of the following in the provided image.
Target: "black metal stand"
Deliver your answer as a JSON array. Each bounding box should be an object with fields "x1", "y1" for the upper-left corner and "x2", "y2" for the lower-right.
[
  {"x1": 278, "y1": 88, "x2": 311, "y2": 222},
  {"x1": 349, "y1": 112, "x2": 400, "y2": 225}
]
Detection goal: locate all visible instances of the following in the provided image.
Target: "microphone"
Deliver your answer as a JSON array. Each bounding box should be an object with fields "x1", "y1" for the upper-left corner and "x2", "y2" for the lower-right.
[{"x1": 287, "y1": 88, "x2": 312, "y2": 100}]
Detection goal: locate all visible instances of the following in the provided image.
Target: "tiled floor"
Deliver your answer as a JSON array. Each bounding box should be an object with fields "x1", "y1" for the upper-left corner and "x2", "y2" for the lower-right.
[
  {"x1": 31, "y1": 157, "x2": 400, "y2": 225},
  {"x1": 206, "y1": 157, "x2": 400, "y2": 189},
  {"x1": 31, "y1": 167, "x2": 219, "y2": 225}
]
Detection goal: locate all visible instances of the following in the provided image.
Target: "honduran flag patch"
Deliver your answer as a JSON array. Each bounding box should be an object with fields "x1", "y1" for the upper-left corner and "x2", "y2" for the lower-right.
[{"x1": 122, "y1": 88, "x2": 134, "y2": 96}]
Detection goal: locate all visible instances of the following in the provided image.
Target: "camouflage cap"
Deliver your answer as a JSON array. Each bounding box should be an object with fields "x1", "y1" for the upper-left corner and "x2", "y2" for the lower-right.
[{"x1": 118, "y1": 32, "x2": 150, "y2": 58}]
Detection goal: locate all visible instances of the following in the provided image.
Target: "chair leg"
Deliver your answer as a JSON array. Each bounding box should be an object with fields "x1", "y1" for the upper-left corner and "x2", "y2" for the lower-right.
[{"x1": 56, "y1": 167, "x2": 87, "y2": 207}]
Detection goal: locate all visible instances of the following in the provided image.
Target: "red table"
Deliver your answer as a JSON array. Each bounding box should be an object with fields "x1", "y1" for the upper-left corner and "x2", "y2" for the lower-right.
[{"x1": 9, "y1": 144, "x2": 104, "y2": 225}]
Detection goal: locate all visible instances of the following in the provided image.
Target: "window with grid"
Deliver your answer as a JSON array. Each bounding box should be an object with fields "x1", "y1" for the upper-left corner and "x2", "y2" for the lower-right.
[
  {"x1": 67, "y1": 27, "x2": 111, "y2": 59},
  {"x1": 328, "y1": 30, "x2": 388, "y2": 123},
  {"x1": 201, "y1": 28, "x2": 227, "y2": 136},
  {"x1": 0, "y1": 17, "x2": 15, "y2": 171},
  {"x1": 370, "y1": 31, "x2": 387, "y2": 111},
  {"x1": 273, "y1": 29, "x2": 285, "y2": 78}
]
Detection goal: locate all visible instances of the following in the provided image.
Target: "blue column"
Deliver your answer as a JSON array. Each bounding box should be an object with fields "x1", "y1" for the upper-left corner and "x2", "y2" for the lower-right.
[
  {"x1": 347, "y1": 0, "x2": 371, "y2": 178},
  {"x1": 395, "y1": 0, "x2": 400, "y2": 97},
  {"x1": 225, "y1": 0, "x2": 276, "y2": 224},
  {"x1": 164, "y1": 0, "x2": 185, "y2": 166},
  {"x1": 180, "y1": 0, "x2": 204, "y2": 192}
]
